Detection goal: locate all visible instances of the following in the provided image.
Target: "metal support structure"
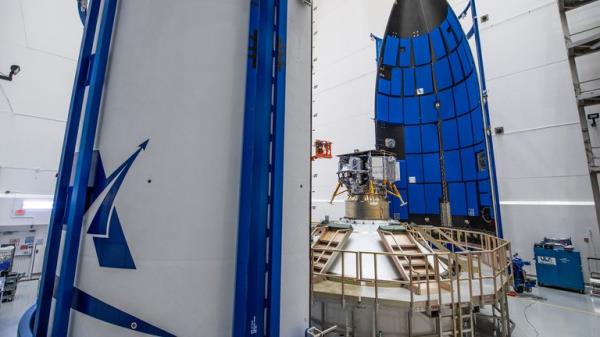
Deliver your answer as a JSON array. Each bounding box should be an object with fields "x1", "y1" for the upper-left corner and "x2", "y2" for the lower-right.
[
  {"x1": 311, "y1": 226, "x2": 513, "y2": 337},
  {"x1": 558, "y1": 0, "x2": 600, "y2": 236},
  {"x1": 233, "y1": 0, "x2": 288, "y2": 336},
  {"x1": 51, "y1": 0, "x2": 119, "y2": 335},
  {"x1": 267, "y1": 0, "x2": 289, "y2": 334},
  {"x1": 468, "y1": 0, "x2": 505, "y2": 238},
  {"x1": 33, "y1": 0, "x2": 102, "y2": 336}
]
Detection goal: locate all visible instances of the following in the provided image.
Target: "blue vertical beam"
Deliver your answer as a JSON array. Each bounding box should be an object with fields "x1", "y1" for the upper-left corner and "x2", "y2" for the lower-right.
[
  {"x1": 33, "y1": 1, "x2": 101, "y2": 336},
  {"x1": 51, "y1": 0, "x2": 119, "y2": 336},
  {"x1": 246, "y1": 0, "x2": 275, "y2": 333},
  {"x1": 233, "y1": 0, "x2": 278, "y2": 336},
  {"x1": 266, "y1": 0, "x2": 288, "y2": 335},
  {"x1": 469, "y1": 0, "x2": 504, "y2": 237},
  {"x1": 232, "y1": 0, "x2": 259, "y2": 335}
]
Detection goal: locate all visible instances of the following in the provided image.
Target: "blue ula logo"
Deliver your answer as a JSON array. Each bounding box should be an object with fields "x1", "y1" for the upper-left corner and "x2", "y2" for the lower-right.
[{"x1": 84, "y1": 139, "x2": 149, "y2": 269}]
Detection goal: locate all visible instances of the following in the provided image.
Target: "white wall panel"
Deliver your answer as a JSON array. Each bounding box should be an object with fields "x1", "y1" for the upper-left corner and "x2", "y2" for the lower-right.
[
  {"x1": 313, "y1": 114, "x2": 375, "y2": 161},
  {"x1": 20, "y1": 0, "x2": 82, "y2": 60},
  {"x1": 0, "y1": 168, "x2": 56, "y2": 195},
  {"x1": 0, "y1": 114, "x2": 66, "y2": 170},
  {"x1": 0, "y1": 0, "x2": 28, "y2": 48},
  {"x1": 314, "y1": 72, "x2": 376, "y2": 127},
  {"x1": 480, "y1": 3, "x2": 566, "y2": 81},
  {"x1": 487, "y1": 60, "x2": 579, "y2": 132},
  {"x1": 312, "y1": 198, "x2": 345, "y2": 222},
  {"x1": 0, "y1": 44, "x2": 77, "y2": 121},
  {"x1": 494, "y1": 124, "x2": 588, "y2": 178},
  {"x1": 313, "y1": 0, "x2": 389, "y2": 70},
  {"x1": 0, "y1": 91, "x2": 11, "y2": 113},
  {"x1": 314, "y1": 47, "x2": 376, "y2": 96},
  {"x1": 475, "y1": 0, "x2": 555, "y2": 26},
  {"x1": 500, "y1": 175, "x2": 592, "y2": 202},
  {"x1": 0, "y1": 0, "x2": 81, "y2": 225}
]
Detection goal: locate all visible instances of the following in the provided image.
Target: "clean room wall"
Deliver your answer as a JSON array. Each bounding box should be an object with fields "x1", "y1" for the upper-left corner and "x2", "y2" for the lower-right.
[
  {"x1": 311, "y1": 0, "x2": 391, "y2": 220},
  {"x1": 0, "y1": 0, "x2": 82, "y2": 227},
  {"x1": 312, "y1": 0, "x2": 600, "y2": 278},
  {"x1": 476, "y1": 0, "x2": 600, "y2": 278}
]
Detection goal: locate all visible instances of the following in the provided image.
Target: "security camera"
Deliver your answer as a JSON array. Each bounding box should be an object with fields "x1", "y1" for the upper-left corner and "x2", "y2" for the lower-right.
[
  {"x1": 10, "y1": 65, "x2": 20, "y2": 76},
  {"x1": 0, "y1": 64, "x2": 21, "y2": 81}
]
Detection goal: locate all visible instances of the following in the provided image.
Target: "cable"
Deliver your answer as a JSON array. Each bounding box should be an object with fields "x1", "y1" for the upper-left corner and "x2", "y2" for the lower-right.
[{"x1": 523, "y1": 300, "x2": 540, "y2": 337}]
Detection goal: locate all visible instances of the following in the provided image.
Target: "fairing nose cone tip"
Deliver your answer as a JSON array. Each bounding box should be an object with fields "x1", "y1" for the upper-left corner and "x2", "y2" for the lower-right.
[{"x1": 387, "y1": 0, "x2": 449, "y2": 38}]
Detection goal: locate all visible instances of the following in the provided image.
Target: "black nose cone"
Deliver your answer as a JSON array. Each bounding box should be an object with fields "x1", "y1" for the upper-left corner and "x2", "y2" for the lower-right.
[{"x1": 385, "y1": 0, "x2": 449, "y2": 38}]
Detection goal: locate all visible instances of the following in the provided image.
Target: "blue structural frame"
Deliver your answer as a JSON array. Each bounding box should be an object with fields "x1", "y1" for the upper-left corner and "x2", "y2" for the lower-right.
[
  {"x1": 233, "y1": 0, "x2": 271, "y2": 335},
  {"x1": 35, "y1": 0, "x2": 117, "y2": 337},
  {"x1": 233, "y1": 0, "x2": 288, "y2": 336},
  {"x1": 467, "y1": 0, "x2": 504, "y2": 237},
  {"x1": 52, "y1": 0, "x2": 119, "y2": 334},
  {"x1": 33, "y1": 0, "x2": 102, "y2": 335}
]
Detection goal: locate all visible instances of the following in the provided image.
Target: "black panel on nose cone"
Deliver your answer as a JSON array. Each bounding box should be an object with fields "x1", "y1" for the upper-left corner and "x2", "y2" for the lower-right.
[{"x1": 385, "y1": 0, "x2": 449, "y2": 38}]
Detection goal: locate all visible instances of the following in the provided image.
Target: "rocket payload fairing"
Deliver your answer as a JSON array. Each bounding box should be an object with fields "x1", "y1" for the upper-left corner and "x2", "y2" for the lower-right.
[
  {"x1": 23, "y1": 1, "x2": 312, "y2": 337},
  {"x1": 374, "y1": 0, "x2": 495, "y2": 232}
]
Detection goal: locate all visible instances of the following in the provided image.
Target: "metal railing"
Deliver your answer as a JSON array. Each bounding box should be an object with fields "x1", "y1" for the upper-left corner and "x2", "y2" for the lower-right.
[{"x1": 311, "y1": 226, "x2": 513, "y2": 313}]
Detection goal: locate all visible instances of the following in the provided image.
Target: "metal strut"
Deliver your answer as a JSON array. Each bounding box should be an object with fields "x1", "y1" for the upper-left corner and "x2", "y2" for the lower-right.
[
  {"x1": 233, "y1": 0, "x2": 288, "y2": 336},
  {"x1": 557, "y1": 0, "x2": 600, "y2": 236},
  {"x1": 32, "y1": 0, "x2": 102, "y2": 335},
  {"x1": 460, "y1": 0, "x2": 505, "y2": 238},
  {"x1": 51, "y1": 0, "x2": 119, "y2": 336}
]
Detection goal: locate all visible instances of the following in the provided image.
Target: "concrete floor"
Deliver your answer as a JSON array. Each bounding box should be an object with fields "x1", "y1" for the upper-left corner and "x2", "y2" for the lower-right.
[
  {"x1": 506, "y1": 287, "x2": 600, "y2": 337},
  {"x1": 0, "y1": 281, "x2": 599, "y2": 336},
  {"x1": 0, "y1": 280, "x2": 38, "y2": 337}
]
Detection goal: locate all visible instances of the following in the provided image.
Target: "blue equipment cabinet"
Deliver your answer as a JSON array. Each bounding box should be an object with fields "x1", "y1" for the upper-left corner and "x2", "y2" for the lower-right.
[{"x1": 534, "y1": 238, "x2": 585, "y2": 293}]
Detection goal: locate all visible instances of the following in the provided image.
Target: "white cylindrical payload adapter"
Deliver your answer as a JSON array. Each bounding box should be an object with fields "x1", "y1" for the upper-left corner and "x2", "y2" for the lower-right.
[{"x1": 24, "y1": 1, "x2": 311, "y2": 336}]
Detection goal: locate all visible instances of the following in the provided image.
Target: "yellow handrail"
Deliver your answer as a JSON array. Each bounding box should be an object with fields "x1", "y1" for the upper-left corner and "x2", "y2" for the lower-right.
[{"x1": 310, "y1": 226, "x2": 514, "y2": 316}]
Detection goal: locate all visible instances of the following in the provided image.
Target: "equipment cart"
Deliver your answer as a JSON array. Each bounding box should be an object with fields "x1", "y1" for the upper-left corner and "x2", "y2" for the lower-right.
[{"x1": 589, "y1": 257, "x2": 600, "y2": 297}]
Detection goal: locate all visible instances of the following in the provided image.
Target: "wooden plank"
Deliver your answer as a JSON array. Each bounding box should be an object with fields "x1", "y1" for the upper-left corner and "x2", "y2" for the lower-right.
[
  {"x1": 378, "y1": 230, "x2": 413, "y2": 283},
  {"x1": 311, "y1": 226, "x2": 353, "y2": 274}
]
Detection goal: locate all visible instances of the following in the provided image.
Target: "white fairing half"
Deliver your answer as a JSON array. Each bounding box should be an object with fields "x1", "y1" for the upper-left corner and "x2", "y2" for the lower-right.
[{"x1": 68, "y1": 1, "x2": 310, "y2": 336}]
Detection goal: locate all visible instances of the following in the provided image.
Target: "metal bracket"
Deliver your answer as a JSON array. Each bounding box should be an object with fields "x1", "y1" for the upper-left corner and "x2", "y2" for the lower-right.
[{"x1": 248, "y1": 30, "x2": 258, "y2": 69}]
